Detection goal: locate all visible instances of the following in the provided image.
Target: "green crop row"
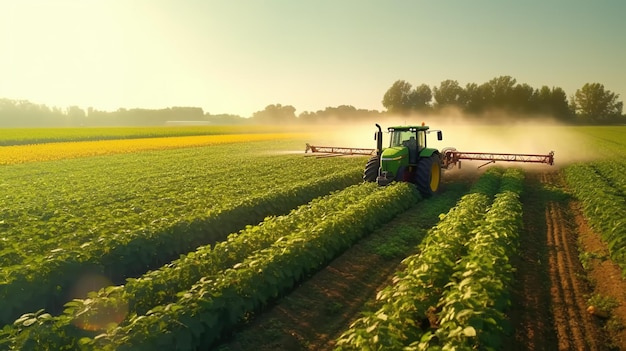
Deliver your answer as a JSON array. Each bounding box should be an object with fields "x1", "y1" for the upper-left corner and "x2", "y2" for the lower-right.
[
  {"x1": 591, "y1": 162, "x2": 626, "y2": 196},
  {"x1": 564, "y1": 162, "x2": 626, "y2": 276},
  {"x1": 1, "y1": 144, "x2": 351, "y2": 268},
  {"x1": 418, "y1": 168, "x2": 524, "y2": 350},
  {"x1": 335, "y1": 168, "x2": 503, "y2": 350},
  {"x1": 0, "y1": 182, "x2": 380, "y2": 349},
  {"x1": 0, "y1": 142, "x2": 366, "y2": 326},
  {"x1": 2, "y1": 182, "x2": 420, "y2": 350}
]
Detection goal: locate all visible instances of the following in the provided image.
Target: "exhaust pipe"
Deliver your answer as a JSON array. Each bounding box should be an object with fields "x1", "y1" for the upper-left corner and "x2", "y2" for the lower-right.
[{"x1": 375, "y1": 124, "x2": 382, "y2": 155}]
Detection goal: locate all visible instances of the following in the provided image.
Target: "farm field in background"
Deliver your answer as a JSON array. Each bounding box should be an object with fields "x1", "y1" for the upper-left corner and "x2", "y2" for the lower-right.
[
  {"x1": 0, "y1": 125, "x2": 313, "y2": 146},
  {"x1": 0, "y1": 124, "x2": 625, "y2": 350}
]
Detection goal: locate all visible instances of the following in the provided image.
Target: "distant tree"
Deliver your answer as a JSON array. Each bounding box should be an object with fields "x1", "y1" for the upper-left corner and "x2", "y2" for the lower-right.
[
  {"x1": 251, "y1": 104, "x2": 297, "y2": 124},
  {"x1": 433, "y1": 79, "x2": 466, "y2": 109},
  {"x1": 407, "y1": 84, "x2": 432, "y2": 111},
  {"x1": 535, "y1": 86, "x2": 572, "y2": 120},
  {"x1": 382, "y1": 80, "x2": 433, "y2": 113},
  {"x1": 464, "y1": 82, "x2": 492, "y2": 113},
  {"x1": 572, "y1": 83, "x2": 623, "y2": 122},
  {"x1": 382, "y1": 80, "x2": 414, "y2": 114},
  {"x1": 205, "y1": 113, "x2": 247, "y2": 124},
  {"x1": 66, "y1": 106, "x2": 86, "y2": 126},
  {"x1": 297, "y1": 106, "x2": 383, "y2": 123},
  {"x1": 487, "y1": 75, "x2": 517, "y2": 108},
  {"x1": 510, "y1": 83, "x2": 536, "y2": 112}
]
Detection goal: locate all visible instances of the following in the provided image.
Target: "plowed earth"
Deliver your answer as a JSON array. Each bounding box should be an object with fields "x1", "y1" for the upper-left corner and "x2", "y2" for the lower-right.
[{"x1": 213, "y1": 170, "x2": 626, "y2": 351}]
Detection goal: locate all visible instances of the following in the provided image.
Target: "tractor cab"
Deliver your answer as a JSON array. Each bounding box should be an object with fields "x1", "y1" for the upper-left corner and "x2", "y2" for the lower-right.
[{"x1": 388, "y1": 126, "x2": 428, "y2": 164}]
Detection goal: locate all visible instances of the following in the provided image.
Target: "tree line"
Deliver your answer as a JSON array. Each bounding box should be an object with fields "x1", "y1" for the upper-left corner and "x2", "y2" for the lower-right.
[
  {"x1": 0, "y1": 75, "x2": 623, "y2": 127},
  {"x1": 382, "y1": 76, "x2": 624, "y2": 123},
  {"x1": 0, "y1": 100, "x2": 384, "y2": 127}
]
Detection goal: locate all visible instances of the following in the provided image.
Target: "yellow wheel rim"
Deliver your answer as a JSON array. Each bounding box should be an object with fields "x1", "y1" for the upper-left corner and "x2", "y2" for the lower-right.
[{"x1": 430, "y1": 162, "x2": 440, "y2": 192}]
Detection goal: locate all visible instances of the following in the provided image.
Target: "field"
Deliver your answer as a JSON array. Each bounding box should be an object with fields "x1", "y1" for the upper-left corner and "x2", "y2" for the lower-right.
[{"x1": 1, "y1": 124, "x2": 625, "y2": 350}]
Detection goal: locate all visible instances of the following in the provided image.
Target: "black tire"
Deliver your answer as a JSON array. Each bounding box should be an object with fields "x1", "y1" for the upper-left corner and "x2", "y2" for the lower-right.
[
  {"x1": 363, "y1": 155, "x2": 380, "y2": 182},
  {"x1": 415, "y1": 153, "x2": 442, "y2": 197}
]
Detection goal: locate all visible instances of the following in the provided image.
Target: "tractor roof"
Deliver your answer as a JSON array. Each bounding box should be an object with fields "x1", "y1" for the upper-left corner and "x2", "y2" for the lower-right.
[{"x1": 387, "y1": 125, "x2": 430, "y2": 132}]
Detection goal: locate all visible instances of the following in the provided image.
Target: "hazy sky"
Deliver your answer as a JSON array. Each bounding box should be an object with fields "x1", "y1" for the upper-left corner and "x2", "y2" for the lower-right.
[{"x1": 2, "y1": 1, "x2": 625, "y2": 117}]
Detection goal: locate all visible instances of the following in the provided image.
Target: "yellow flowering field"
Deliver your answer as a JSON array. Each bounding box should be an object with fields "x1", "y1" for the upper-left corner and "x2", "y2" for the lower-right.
[
  {"x1": 0, "y1": 125, "x2": 312, "y2": 146},
  {"x1": 0, "y1": 133, "x2": 307, "y2": 164}
]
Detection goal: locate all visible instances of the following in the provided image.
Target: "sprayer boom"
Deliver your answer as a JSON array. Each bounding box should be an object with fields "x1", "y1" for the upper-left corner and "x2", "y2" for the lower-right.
[
  {"x1": 305, "y1": 143, "x2": 375, "y2": 157},
  {"x1": 441, "y1": 148, "x2": 554, "y2": 169}
]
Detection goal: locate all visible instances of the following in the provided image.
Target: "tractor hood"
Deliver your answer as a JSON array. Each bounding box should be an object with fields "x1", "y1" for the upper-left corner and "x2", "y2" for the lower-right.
[
  {"x1": 379, "y1": 146, "x2": 408, "y2": 180},
  {"x1": 381, "y1": 146, "x2": 408, "y2": 162}
]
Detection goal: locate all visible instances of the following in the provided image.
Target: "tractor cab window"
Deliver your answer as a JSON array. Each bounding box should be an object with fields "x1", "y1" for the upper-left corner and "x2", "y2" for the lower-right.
[
  {"x1": 390, "y1": 130, "x2": 425, "y2": 150},
  {"x1": 390, "y1": 130, "x2": 414, "y2": 147}
]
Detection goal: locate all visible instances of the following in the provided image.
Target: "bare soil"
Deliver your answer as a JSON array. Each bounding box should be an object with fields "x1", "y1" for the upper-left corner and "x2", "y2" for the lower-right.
[{"x1": 212, "y1": 170, "x2": 626, "y2": 351}]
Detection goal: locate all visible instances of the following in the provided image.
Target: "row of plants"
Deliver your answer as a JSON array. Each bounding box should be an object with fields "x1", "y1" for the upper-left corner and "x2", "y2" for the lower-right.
[
  {"x1": 1, "y1": 182, "x2": 421, "y2": 350},
  {"x1": 591, "y1": 161, "x2": 626, "y2": 196},
  {"x1": 0, "y1": 182, "x2": 380, "y2": 349},
  {"x1": 564, "y1": 161, "x2": 626, "y2": 276},
  {"x1": 335, "y1": 167, "x2": 504, "y2": 350},
  {"x1": 2, "y1": 142, "x2": 320, "y2": 267},
  {"x1": 417, "y1": 168, "x2": 524, "y2": 350},
  {"x1": 0, "y1": 142, "x2": 366, "y2": 325}
]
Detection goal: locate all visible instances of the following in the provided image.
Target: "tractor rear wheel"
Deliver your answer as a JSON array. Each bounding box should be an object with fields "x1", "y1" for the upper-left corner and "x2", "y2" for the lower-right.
[
  {"x1": 415, "y1": 154, "x2": 441, "y2": 197},
  {"x1": 363, "y1": 155, "x2": 380, "y2": 182}
]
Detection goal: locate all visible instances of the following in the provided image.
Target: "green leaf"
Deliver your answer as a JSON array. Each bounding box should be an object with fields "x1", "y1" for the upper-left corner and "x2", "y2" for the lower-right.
[{"x1": 463, "y1": 326, "x2": 477, "y2": 337}]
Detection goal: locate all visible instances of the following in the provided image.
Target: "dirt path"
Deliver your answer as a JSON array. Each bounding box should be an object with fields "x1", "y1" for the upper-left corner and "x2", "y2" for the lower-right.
[
  {"x1": 216, "y1": 243, "x2": 402, "y2": 351},
  {"x1": 509, "y1": 170, "x2": 613, "y2": 351},
  {"x1": 573, "y1": 200, "x2": 626, "y2": 350}
]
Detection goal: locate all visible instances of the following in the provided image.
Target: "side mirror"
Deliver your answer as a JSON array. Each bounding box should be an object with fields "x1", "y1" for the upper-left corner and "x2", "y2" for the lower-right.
[{"x1": 437, "y1": 131, "x2": 443, "y2": 140}]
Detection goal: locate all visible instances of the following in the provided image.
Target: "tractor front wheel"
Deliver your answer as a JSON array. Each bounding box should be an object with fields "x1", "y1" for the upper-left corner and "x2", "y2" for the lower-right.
[
  {"x1": 415, "y1": 154, "x2": 441, "y2": 197},
  {"x1": 363, "y1": 155, "x2": 380, "y2": 182}
]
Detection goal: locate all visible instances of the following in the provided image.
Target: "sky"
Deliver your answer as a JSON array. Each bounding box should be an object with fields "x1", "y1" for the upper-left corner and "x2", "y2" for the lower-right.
[{"x1": 1, "y1": 0, "x2": 625, "y2": 118}]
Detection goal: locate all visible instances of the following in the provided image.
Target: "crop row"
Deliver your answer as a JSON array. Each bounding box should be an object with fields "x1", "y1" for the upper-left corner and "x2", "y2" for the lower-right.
[
  {"x1": 2, "y1": 182, "x2": 380, "y2": 348},
  {"x1": 335, "y1": 167, "x2": 504, "y2": 350},
  {"x1": 336, "y1": 168, "x2": 524, "y2": 350},
  {"x1": 591, "y1": 161, "x2": 626, "y2": 196},
  {"x1": 419, "y1": 168, "x2": 523, "y2": 350},
  {"x1": 564, "y1": 161, "x2": 626, "y2": 276},
  {"x1": 0, "y1": 142, "x2": 366, "y2": 325},
  {"x1": 2, "y1": 182, "x2": 421, "y2": 350}
]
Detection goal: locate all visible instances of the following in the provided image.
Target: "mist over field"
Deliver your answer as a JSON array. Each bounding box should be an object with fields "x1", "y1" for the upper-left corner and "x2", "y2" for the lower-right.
[{"x1": 300, "y1": 109, "x2": 598, "y2": 169}]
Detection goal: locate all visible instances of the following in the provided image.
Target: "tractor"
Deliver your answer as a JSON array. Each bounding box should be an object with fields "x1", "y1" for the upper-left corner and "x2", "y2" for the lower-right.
[
  {"x1": 363, "y1": 123, "x2": 443, "y2": 196},
  {"x1": 305, "y1": 123, "x2": 554, "y2": 197}
]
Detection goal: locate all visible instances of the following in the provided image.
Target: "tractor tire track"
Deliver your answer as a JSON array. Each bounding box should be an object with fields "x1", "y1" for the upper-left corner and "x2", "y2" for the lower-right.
[
  {"x1": 546, "y1": 199, "x2": 600, "y2": 351},
  {"x1": 511, "y1": 171, "x2": 606, "y2": 351},
  {"x1": 510, "y1": 171, "x2": 556, "y2": 351}
]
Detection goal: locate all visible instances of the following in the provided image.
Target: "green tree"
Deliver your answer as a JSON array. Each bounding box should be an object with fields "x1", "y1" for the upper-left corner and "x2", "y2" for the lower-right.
[
  {"x1": 382, "y1": 80, "x2": 433, "y2": 113},
  {"x1": 487, "y1": 75, "x2": 517, "y2": 108},
  {"x1": 510, "y1": 83, "x2": 536, "y2": 112},
  {"x1": 572, "y1": 83, "x2": 623, "y2": 122},
  {"x1": 535, "y1": 86, "x2": 572, "y2": 120},
  {"x1": 407, "y1": 84, "x2": 432, "y2": 111},
  {"x1": 464, "y1": 82, "x2": 492, "y2": 113},
  {"x1": 433, "y1": 79, "x2": 466, "y2": 109},
  {"x1": 382, "y1": 80, "x2": 414, "y2": 114}
]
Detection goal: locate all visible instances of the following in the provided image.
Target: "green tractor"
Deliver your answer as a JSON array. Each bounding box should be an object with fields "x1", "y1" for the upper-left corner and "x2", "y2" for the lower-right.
[
  {"x1": 363, "y1": 124, "x2": 443, "y2": 196},
  {"x1": 307, "y1": 123, "x2": 554, "y2": 195}
]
